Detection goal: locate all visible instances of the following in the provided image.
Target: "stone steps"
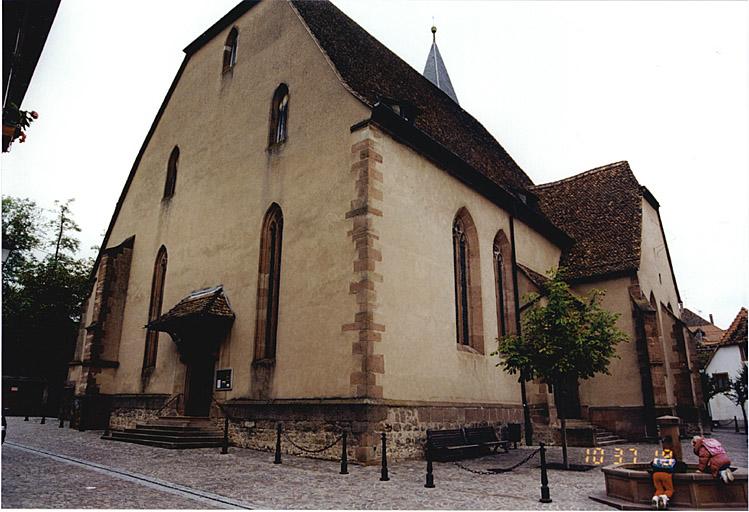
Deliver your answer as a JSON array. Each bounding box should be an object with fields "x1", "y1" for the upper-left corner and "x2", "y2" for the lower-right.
[
  {"x1": 103, "y1": 416, "x2": 225, "y2": 450},
  {"x1": 594, "y1": 426, "x2": 627, "y2": 446},
  {"x1": 107, "y1": 434, "x2": 224, "y2": 450}
]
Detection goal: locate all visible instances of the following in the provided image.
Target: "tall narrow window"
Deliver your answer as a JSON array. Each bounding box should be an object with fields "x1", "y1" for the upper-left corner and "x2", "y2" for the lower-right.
[
  {"x1": 163, "y1": 146, "x2": 179, "y2": 199},
  {"x1": 493, "y1": 230, "x2": 513, "y2": 338},
  {"x1": 452, "y1": 208, "x2": 484, "y2": 353},
  {"x1": 494, "y1": 249, "x2": 507, "y2": 336},
  {"x1": 254, "y1": 204, "x2": 283, "y2": 361},
  {"x1": 144, "y1": 246, "x2": 167, "y2": 369},
  {"x1": 223, "y1": 27, "x2": 238, "y2": 73},
  {"x1": 268, "y1": 84, "x2": 289, "y2": 146}
]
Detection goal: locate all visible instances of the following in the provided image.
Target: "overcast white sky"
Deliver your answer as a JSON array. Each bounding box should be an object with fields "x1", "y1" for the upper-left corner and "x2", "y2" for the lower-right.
[{"x1": 2, "y1": 0, "x2": 747, "y2": 328}]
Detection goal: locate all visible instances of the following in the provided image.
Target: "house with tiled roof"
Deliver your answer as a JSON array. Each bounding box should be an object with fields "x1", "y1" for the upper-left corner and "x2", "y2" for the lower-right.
[
  {"x1": 705, "y1": 308, "x2": 748, "y2": 422},
  {"x1": 67, "y1": 0, "x2": 702, "y2": 460},
  {"x1": 682, "y1": 308, "x2": 725, "y2": 347}
]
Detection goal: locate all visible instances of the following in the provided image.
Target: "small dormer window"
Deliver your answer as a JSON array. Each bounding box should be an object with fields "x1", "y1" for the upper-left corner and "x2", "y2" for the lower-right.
[
  {"x1": 513, "y1": 189, "x2": 538, "y2": 209},
  {"x1": 223, "y1": 28, "x2": 238, "y2": 73},
  {"x1": 269, "y1": 84, "x2": 289, "y2": 146},
  {"x1": 378, "y1": 98, "x2": 418, "y2": 125}
]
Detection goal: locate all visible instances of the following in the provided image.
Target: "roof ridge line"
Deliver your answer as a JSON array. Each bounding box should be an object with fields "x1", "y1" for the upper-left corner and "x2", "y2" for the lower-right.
[
  {"x1": 532, "y1": 161, "x2": 630, "y2": 190},
  {"x1": 720, "y1": 307, "x2": 748, "y2": 344},
  {"x1": 287, "y1": 0, "x2": 370, "y2": 107}
]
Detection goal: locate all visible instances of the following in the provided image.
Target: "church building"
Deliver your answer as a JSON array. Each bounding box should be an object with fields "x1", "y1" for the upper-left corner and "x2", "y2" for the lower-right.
[{"x1": 68, "y1": 0, "x2": 702, "y2": 462}]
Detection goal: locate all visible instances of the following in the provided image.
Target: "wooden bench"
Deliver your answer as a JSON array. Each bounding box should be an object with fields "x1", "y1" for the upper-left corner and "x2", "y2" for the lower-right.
[
  {"x1": 464, "y1": 426, "x2": 509, "y2": 454},
  {"x1": 426, "y1": 428, "x2": 475, "y2": 461},
  {"x1": 426, "y1": 426, "x2": 508, "y2": 461}
]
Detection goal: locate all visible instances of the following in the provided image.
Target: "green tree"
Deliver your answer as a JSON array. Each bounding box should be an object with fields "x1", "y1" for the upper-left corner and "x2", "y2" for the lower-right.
[
  {"x1": 493, "y1": 268, "x2": 628, "y2": 468},
  {"x1": 2, "y1": 197, "x2": 92, "y2": 414},
  {"x1": 2, "y1": 196, "x2": 43, "y2": 278},
  {"x1": 724, "y1": 363, "x2": 748, "y2": 434}
]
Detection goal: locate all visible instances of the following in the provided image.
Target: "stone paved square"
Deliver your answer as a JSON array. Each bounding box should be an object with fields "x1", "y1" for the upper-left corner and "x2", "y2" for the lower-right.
[{"x1": 2, "y1": 417, "x2": 746, "y2": 509}]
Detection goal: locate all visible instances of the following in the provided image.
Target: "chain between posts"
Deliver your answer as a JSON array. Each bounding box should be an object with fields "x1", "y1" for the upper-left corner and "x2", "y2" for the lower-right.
[
  {"x1": 281, "y1": 430, "x2": 344, "y2": 454},
  {"x1": 453, "y1": 447, "x2": 541, "y2": 474}
]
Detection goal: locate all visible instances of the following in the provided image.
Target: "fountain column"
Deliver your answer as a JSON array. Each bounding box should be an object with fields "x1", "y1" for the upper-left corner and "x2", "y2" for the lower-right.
[{"x1": 656, "y1": 415, "x2": 682, "y2": 460}]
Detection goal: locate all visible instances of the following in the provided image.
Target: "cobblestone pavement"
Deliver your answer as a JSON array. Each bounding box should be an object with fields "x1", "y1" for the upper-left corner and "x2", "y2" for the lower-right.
[
  {"x1": 2, "y1": 418, "x2": 747, "y2": 510},
  {"x1": 1, "y1": 444, "x2": 214, "y2": 509}
]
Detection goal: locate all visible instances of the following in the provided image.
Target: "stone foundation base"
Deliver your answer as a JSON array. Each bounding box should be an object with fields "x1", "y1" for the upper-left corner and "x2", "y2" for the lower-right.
[
  {"x1": 381, "y1": 402, "x2": 524, "y2": 460},
  {"x1": 103, "y1": 396, "x2": 524, "y2": 463}
]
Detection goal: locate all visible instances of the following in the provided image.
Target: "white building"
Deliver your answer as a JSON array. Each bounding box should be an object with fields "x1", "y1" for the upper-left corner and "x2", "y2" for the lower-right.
[{"x1": 705, "y1": 308, "x2": 747, "y2": 422}]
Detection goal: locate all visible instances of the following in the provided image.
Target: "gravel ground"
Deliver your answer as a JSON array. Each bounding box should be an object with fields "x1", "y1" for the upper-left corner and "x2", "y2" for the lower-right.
[{"x1": 2, "y1": 417, "x2": 746, "y2": 510}]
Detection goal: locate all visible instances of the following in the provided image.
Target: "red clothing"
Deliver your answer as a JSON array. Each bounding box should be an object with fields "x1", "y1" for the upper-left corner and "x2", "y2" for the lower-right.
[
  {"x1": 693, "y1": 438, "x2": 731, "y2": 477},
  {"x1": 653, "y1": 472, "x2": 674, "y2": 498}
]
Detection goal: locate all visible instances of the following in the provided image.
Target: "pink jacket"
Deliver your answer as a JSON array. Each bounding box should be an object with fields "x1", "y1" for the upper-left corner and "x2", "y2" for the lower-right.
[{"x1": 693, "y1": 438, "x2": 731, "y2": 477}]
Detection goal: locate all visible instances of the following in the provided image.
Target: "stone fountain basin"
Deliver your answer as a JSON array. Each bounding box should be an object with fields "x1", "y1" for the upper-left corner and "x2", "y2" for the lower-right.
[{"x1": 595, "y1": 463, "x2": 747, "y2": 509}]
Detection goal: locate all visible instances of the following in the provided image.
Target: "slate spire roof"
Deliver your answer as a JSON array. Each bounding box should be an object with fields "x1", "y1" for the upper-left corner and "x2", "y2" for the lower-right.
[{"x1": 423, "y1": 26, "x2": 459, "y2": 104}]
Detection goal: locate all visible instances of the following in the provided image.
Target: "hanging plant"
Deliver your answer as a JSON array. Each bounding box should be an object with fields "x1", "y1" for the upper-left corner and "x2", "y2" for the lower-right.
[{"x1": 2, "y1": 103, "x2": 38, "y2": 148}]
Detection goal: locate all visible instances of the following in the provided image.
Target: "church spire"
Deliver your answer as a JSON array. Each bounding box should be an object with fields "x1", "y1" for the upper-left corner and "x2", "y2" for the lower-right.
[{"x1": 422, "y1": 25, "x2": 459, "y2": 104}]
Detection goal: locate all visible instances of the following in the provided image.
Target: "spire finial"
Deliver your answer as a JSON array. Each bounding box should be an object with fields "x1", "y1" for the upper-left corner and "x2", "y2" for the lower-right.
[{"x1": 431, "y1": 18, "x2": 436, "y2": 43}]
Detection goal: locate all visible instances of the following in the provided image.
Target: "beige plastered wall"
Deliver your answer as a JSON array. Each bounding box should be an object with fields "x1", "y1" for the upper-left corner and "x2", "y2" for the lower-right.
[
  {"x1": 573, "y1": 277, "x2": 642, "y2": 407},
  {"x1": 375, "y1": 133, "x2": 561, "y2": 404},
  {"x1": 637, "y1": 198, "x2": 682, "y2": 406},
  {"x1": 88, "y1": 0, "x2": 370, "y2": 399}
]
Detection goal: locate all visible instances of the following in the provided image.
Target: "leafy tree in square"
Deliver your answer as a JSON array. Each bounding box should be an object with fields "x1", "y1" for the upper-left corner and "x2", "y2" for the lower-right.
[
  {"x1": 2, "y1": 197, "x2": 92, "y2": 413},
  {"x1": 493, "y1": 268, "x2": 628, "y2": 468}
]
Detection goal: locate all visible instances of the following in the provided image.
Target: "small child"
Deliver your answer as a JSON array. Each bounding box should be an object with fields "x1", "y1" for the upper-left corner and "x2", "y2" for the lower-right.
[
  {"x1": 692, "y1": 436, "x2": 734, "y2": 483},
  {"x1": 650, "y1": 457, "x2": 676, "y2": 509}
]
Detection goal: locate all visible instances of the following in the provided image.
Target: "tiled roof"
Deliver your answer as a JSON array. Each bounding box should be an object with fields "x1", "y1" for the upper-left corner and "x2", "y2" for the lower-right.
[
  {"x1": 532, "y1": 162, "x2": 643, "y2": 281},
  {"x1": 290, "y1": 0, "x2": 534, "y2": 193},
  {"x1": 720, "y1": 307, "x2": 748, "y2": 346},
  {"x1": 517, "y1": 263, "x2": 549, "y2": 289},
  {"x1": 148, "y1": 286, "x2": 235, "y2": 331},
  {"x1": 681, "y1": 308, "x2": 711, "y2": 327}
]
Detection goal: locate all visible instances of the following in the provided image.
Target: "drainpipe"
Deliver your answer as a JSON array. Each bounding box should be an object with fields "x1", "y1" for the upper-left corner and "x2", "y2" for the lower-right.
[{"x1": 509, "y1": 213, "x2": 533, "y2": 446}]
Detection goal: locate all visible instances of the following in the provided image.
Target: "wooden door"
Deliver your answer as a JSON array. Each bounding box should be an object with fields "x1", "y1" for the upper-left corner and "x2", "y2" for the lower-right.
[
  {"x1": 184, "y1": 358, "x2": 214, "y2": 417},
  {"x1": 554, "y1": 376, "x2": 582, "y2": 419}
]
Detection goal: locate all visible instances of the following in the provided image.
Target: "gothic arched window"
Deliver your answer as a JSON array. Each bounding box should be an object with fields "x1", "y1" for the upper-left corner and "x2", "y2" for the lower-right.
[
  {"x1": 268, "y1": 84, "x2": 289, "y2": 147},
  {"x1": 452, "y1": 208, "x2": 484, "y2": 353},
  {"x1": 223, "y1": 27, "x2": 238, "y2": 73},
  {"x1": 163, "y1": 146, "x2": 179, "y2": 199},
  {"x1": 254, "y1": 204, "x2": 283, "y2": 360},
  {"x1": 143, "y1": 246, "x2": 167, "y2": 369},
  {"x1": 493, "y1": 231, "x2": 513, "y2": 337}
]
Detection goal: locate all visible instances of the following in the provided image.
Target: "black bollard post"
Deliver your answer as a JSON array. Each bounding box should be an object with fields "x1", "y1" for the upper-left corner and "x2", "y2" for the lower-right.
[
  {"x1": 380, "y1": 432, "x2": 390, "y2": 481},
  {"x1": 221, "y1": 416, "x2": 229, "y2": 455},
  {"x1": 274, "y1": 423, "x2": 282, "y2": 464},
  {"x1": 24, "y1": 415, "x2": 29, "y2": 421},
  {"x1": 539, "y1": 442, "x2": 552, "y2": 503},
  {"x1": 425, "y1": 445, "x2": 435, "y2": 488},
  {"x1": 40, "y1": 415, "x2": 45, "y2": 425},
  {"x1": 340, "y1": 431, "x2": 348, "y2": 475},
  {"x1": 103, "y1": 410, "x2": 111, "y2": 438},
  {"x1": 734, "y1": 416, "x2": 739, "y2": 433},
  {"x1": 59, "y1": 415, "x2": 64, "y2": 428}
]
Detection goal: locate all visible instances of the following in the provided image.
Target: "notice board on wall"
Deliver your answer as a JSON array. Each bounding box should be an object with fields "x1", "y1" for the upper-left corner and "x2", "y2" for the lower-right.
[{"x1": 215, "y1": 369, "x2": 232, "y2": 390}]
